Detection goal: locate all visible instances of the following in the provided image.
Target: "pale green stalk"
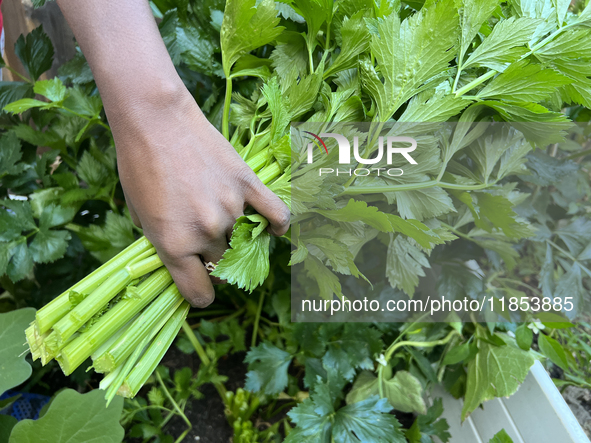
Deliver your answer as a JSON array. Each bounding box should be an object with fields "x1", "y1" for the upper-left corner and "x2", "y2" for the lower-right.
[
  {"x1": 244, "y1": 147, "x2": 272, "y2": 172},
  {"x1": 91, "y1": 315, "x2": 138, "y2": 361},
  {"x1": 93, "y1": 285, "x2": 184, "y2": 373},
  {"x1": 35, "y1": 237, "x2": 152, "y2": 334},
  {"x1": 377, "y1": 330, "x2": 457, "y2": 399},
  {"x1": 99, "y1": 363, "x2": 124, "y2": 391},
  {"x1": 51, "y1": 255, "x2": 165, "y2": 348},
  {"x1": 222, "y1": 77, "x2": 233, "y2": 140},
  {"x1": 241, "y1": 130, "x2": 271, "y2": 161},
  {"x1": 25, "y1": 324, "x2": 46, "y2": 361},
  {"x1": 56, "y1": 269, "x2": 173, "y2": 375},
  {"x1": 258, "y1": 162, "x2": 283, "y2": 185},
  {"x1": 127, "y1": 247, "x2": 157, "y2": 267},
  {"x1": 119, "y1": 302, "x2": 190, "y2": 398},
  {"x1": 38, "y1": 331, "x2": 78, "y2": 365},
  {"x1": 106, "y1": 334, "x2": 152, "y2": 406}
]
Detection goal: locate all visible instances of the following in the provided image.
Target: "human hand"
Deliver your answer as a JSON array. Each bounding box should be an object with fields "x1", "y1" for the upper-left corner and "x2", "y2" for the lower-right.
[
  {"x1": 110, "y1": 83, "x2": 290, "y2": 307},
  {"x1": 55, "y1": 0, "x2": 289, "y2": 307}
]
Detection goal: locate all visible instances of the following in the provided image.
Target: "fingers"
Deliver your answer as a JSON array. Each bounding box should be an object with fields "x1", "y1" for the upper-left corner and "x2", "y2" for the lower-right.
[
  {"x1": 244, "y1": 175, "x2": 290, "y2": 236},
  {"x1": 162, "y1": 253, "x2": 215, "y2": 308}
]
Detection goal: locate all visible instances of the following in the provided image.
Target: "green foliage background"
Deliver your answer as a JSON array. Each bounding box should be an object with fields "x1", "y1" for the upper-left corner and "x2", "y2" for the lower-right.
[{"x1": 1, "y1": 0, "x2": 591, "y2": 441}]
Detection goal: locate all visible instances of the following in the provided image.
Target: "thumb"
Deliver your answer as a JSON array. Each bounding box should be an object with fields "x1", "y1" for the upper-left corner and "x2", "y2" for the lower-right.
[{"x1": 162, "y1": 254, "x2": 215, "y2": 308}]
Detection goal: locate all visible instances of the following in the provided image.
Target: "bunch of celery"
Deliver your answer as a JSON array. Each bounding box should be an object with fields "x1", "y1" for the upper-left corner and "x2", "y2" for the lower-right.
[{"x1": 25, "y1": 147, "x2": 289, "y2": 403}]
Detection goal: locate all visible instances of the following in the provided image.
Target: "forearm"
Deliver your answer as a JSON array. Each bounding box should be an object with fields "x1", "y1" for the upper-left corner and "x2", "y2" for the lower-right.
[{"x1": 56, "y1": 0, "x2": 188, "y2": 123}]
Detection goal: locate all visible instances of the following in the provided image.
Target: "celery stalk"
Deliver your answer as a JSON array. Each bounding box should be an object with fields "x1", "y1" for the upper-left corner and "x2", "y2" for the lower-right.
[
  {"x1": 91, "y1": 314, "x2": 138, "y2": 362},
  {"x1": 51, "y1": 270, "x2": 131, "y2": 348},
  {"x1": 127, "y1": 247, "x2": 157, "y2": 267},
  {"x1": 257, "y1": 162, "x2": 282, "y2": 185},
  {"x1": 35, "y1": 237, "x2": 152, "y2": 334},
  {"x1": 99, "y1": 363, "x2": 124, "y2": 391},
  {"x1": 119, "y1": 301, "x2": 190, "y2": 398},
  {"x1": 56, "y1": 268, "x2": 173, "y2": 375},
  {"x1": 105, "y1": 333, "x2": 152, "y2": 406},
  {"x1": 52, "y1": 255, "x2": 165, "y2": 348},
  {"x1": 25, "y1": 324, "x2": 46, "y2": 361},
  {"x1": 126, "y1": 254, "x2": 164, "y2": 277},
  {"x1": 41, "y1": 332, "x2": 78, "y2": 365},
  {"x1": 93, "y1": 285, "x2": 184, "y2": 373},
  {"x1": 245, "y1": 147, "x2": 271, "y2": 172}
]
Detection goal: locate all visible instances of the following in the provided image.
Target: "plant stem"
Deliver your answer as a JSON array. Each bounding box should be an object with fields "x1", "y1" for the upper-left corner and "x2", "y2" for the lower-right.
[
  {"x1": 308, "y1": 43, "x2": 315, "y2": 74},
  {"x1": 455, "y1": 70, "x2": 497, "y2": 97},
  {"x1": 105, "y1": 334, "x2": 151, "y2": 406},
  {"x1": 245, "y1": 146, "x2": 272, "y2": 172},
  {"x1": 455, "y1": 22, "x2": 577, "y2": 97},
  {"x1": 377, "y1": 330, "x2": 458, "y2": 399},
  {"x1": 201, "y1": 306, "x2": 246, "y2": 324},
  {"x1": 222, "y1": 77, "x2": 233, "y2": 140},
  {"x1": 565, "y1": 148, "x2": 591, "y2": 160},
  {"x1": 51, "y1": 270, "x2": 138, "y2": 347},
  {"x1": 35, "y1": 237, "x2": 153, "y2": 334},
  {"x1": 181, "y1": 321, "x2": 211, "y2": 366},
  {"x1": 440, "y1": 222, "x2": 471, "y2": 240},
  {"x1": 546, "y1": 239, "x2": 591, "y2": 279},
  {"x1": 52, "y1": 261, "x2": 166, "y2": 350},
  {"x1": 341, "y1": 179, "x2": 492, "y2": 196},
  {"x1": 126, "y1": 254, "x2": 165, "y2": 278},
  {"x1": 60, "y1": 106, "x2": 111, "y2": 132},
  {"x1": 94, "y1": 286, "x2": 183, "y2": 373},
  {"x1": 187, "y1": 309, "x2": 235, "y2": 318},
  {"x1": 156, "y1": 371, "x2": 192, "y2": 429},
  {"x1": 57, "y1": 269, "x2": 173, "y2": 374},
  {"x1": 452, "y1": 61, "x2": 463, "y2": 94},
  {"x1": 6, "y1": 66, "x2": 31, "y2": 83},
  {"x1": 496, "y1": 278, "x2": 543, "y2": 298},
  {"x1": 252, "y1": 290, "x2": 267, "y2": 347},
  {"x1": 181, "y1": 321, "x2": 227, "y2": 398},
  {"x1": 258, "y1": 162, "x2": 282, "y2": 184},
  {"x1": 121, "y1": 302, "x2": 190, "y2": 398}
]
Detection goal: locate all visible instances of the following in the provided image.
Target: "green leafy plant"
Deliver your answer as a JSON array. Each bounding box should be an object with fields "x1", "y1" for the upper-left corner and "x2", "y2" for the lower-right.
[{"x1": 1, "y1": 0, "x2": 591, "y2": 441}]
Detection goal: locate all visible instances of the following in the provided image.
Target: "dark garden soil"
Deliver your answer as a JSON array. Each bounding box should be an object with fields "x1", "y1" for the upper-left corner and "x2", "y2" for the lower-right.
[
  {"x1": 562, "y1": 385, "x2": 591, "y2": 438},
  {"x1": 165, "y1": 348, "x2": 247, "y2": 443}
]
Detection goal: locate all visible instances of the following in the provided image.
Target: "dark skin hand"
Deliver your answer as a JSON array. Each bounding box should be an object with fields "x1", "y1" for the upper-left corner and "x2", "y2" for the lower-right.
[{"x1": 57, "y1": 0, "x2": 290, "y2": 307}]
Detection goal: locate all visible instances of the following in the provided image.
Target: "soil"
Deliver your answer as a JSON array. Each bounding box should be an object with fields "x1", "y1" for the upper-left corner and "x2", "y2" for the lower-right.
[
  {"x1": 561, "y1": 385, "x2": 591, "y2": 439},
  {"x1": 168, "y1": 382, "x2": 233, "y2": 443},
  {"x1": 164, "y1": 349, "x2": 248, "y2": 443},
  {"x1": 393, "y1": 411, "x2": 416, "y2": 430}
]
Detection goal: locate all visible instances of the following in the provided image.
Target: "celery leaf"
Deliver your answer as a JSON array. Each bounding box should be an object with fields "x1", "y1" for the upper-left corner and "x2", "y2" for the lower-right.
[
  {"x1": 367, "y1": 0, "x2": 458, "y2": 119},
  {"x1": 0, "y1": 132, "x2": 26, "y2": 178},
  {"x1": 221, "y1": 0, "x2": 284, "y2": 75},
  {"x1": 476, "y1": 61, "x2": 571, "y2": 103},
  {"x1": 245, "y1": 342, "x2": 292, "y2": 395},
  {"x1": 212, "y1": 214, "x2": 271, "y2": 292},
  {"x1": 462, "y1": 17, "x2": 539, "y2": 71}
]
